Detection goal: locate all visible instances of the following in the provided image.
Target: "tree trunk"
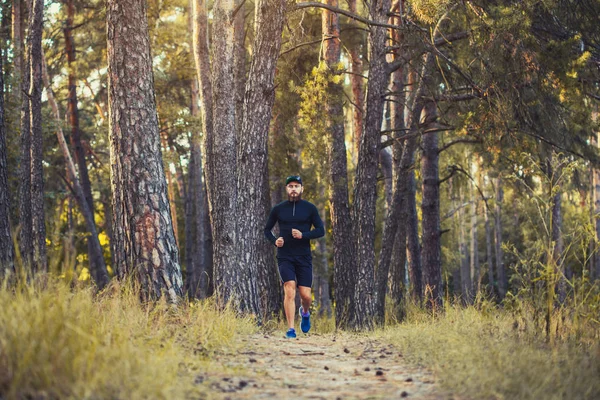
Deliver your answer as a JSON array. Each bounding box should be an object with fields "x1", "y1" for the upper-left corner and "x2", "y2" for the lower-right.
[
  {"x1": 0, "y1": 46, "x2": 15, "y2": 278},
  {"x1": 322, "y1": 0, "x2": 357, "y2": 329},
  {"x1": 346, "y1": 0, "x2": 364, "y2": 158},
  {"x1": 552, "y1": 189, "x2": 566, "y2": 302},
  {"x1": 351, "y1": 0, "x2": 392, "y2": 330},
  {"x1": 457, "y1": 187, "x2": 470, "y2": 302},
  {"x1": 546, "y1": 153, "x2": 566, "y2": 303},
  {"x1": 236, "y1": 0, "x2": 286, "y2": 316},
  {"x1": 420, "y1": 100, "x2": 443, "y2": 307},
  {"x1": 206, "y1": 0, "x2": 239, "y2": 308},
  {"x1": 406, "y1": 170, "x2": 422, "y2": 300},
  {"x1": 107, "y1": 0, "x2": 183, "y2": 302},
  {"x1": 160, "y1": 132, "x2": 180, "y2": 247},
  {"x1": 12, "y1": 0, "x2": 23, "y2": 107},
  {"x1": 375, "y1": 29, "x2": 405, "y2": 323},
  {"x1": 470, "y1": 164, "x2": 480, "y2": 297},
  {"x1": 42, "y1": 56, "x2": 110, "y2": 289},
  {"x1": 402, "y1": 67, "x2": 422, "y2": 302},
  {"x1": 64, "y1": 0, "x2": 100, "y2": 278},
  {"x1": 495, "y1": 177, "x2": 507, "y2": 299},
  {"x1": 191, "y1": 0, "x2": 215, "y2": 243},
  {"x1": 484, "y1": 187, "x2": 495, "y2": 297},
  {"x1": 18, "y1": 0, "x2": 33, "y2": 272},
  {"x1": 593, "y1": 108, "x2": 600, "y2": 281},
  {"x1": 317, "y1": 202, "x2": 332, "y2": 317},
  {"x1": 386, "y1": 41, "x2": 407, "y2": 311},
  {"x1": 233, "y1": 0, "x2": 246, "y2": 138},
  {"x1": 29, "y1": 0, "x2": 47, "y2": 273}
]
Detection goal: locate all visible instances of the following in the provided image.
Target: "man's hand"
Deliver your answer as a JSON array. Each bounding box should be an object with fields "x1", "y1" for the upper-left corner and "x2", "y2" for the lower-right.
[
  {"x1": 292, "y1": 229, "x2": 303, "y2": 239},
  {"x1": 276, "y1": 237, "x2": 284, "y2": 247}
]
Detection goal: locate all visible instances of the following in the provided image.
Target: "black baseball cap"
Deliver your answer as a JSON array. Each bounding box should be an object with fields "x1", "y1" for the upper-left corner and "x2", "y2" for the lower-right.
[{"x1": 285, "y1": 175, "x2": 302, "y2": 185}]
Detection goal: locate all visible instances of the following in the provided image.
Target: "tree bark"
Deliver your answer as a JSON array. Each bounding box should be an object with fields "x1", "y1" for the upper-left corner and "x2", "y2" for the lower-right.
[
  {"x1": 404, "y1": 67, "x2": 422, "y2": 302},
  {"x1": 206, "y1": 0, "x2": 240, "y2": 308},
  {"x1": 64, "y1": 0, "x2": 100, "y2": 279},
  {"x1": 470, "y1": 163, "x2": 480, "y2": 297},
  {"x1": 191, "y1": 0, "x2": 215, "y2": 228},
  {"x1": 375, "y1": 30, "x2": 405, "y2": 323},
  {"x1": 107, "y1": 0, "x2": 183, "y2": 302},
  {"x1": 322, "y1": 0, "x2": 358, "y2": 330},
  {"x1": 12, "y1": 0, "x2": 23, "y2": 105},
  {"x1": 483, "y1": 184, "x2": 495, "y2": 297},
  {"x1": 316, "y1": 202, "x2": 332, "y2": 317},
  {"x1": 495, "y1": 177, "x2": 507, "y2": 299},
  {"x1": 18, "y1": 2, "x2": 32, "y2": 273},
  {"x1": 42, "y1": 56, "x2": 110, "y2": 289},
  {"x1": 458, "y1": 187, "x2": 470, "y2": 302},
  {"x1": 350, "y1": 0, "x2": 392, "y2": 330},
  {"x1": 346, "y1": 0, "x2": 364, "y2": 158},
  {"x1": 0, "y1": 46, "x2": 15, "y2": 278},
  {"x1": 546, "y1": 154, "x2": 566, "y2": 303},
  {"x1": 420, "y1": 100, "x2": 443, "y2": 307},
  {"x1": 386, "y1": 41, "x2": 407, "y2": 311},
  {"x1": 406, "y1": 169, "x2": 422, "y2": 300},
  {"x1": 593, "y1": 108, "x2": 600, "y2": 281},
  {"x1": 29, "y1": 0, "x2": 47, "y2": 273},
  {"x1": 233, "y1": 0, "x2": 246, "y2": 138},
  {"x1": 236, "y1": 0, "x2": 286, "y2": 316}
]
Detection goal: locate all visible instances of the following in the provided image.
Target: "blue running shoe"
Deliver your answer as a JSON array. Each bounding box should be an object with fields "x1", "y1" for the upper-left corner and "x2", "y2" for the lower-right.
[
  {"x1": 286, "y1": 328, "x2": 296, "y2": 339},
  {"x1": 299, "y1": 306, "x2": 311, "y2": 333}
]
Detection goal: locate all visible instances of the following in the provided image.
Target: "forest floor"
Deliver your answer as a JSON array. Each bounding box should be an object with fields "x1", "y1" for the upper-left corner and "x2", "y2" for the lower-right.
[{"x1": 195, "y1": 331, "x2": 452, "y2": 400}]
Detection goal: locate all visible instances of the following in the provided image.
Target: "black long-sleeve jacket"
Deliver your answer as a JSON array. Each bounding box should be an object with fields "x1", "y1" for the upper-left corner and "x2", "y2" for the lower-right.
[{"x1": 264, "y1": 199, "x2": 324, "y2": 256}]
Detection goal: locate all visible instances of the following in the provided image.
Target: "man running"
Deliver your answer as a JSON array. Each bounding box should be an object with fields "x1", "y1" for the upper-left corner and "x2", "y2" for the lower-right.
[{"x1": 264, "y1": 175, "x2": 324, "y2": 338}]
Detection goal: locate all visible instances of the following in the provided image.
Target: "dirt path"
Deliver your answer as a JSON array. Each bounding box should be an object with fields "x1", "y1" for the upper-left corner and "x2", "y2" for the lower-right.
[{"x1": 197, "y1": 332, "x2": 448, "y2": 399}]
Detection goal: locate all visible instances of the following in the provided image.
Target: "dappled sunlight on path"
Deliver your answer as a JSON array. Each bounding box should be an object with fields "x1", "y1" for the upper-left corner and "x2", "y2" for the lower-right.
[{"x1": 196, "y1": 333, "x2": 449, "y2": 399}]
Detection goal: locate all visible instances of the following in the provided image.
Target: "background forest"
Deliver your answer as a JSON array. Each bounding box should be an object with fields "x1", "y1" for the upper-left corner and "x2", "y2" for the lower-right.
[{"x1": 0, "y1": 0, "x2": 599, "y2": 398}]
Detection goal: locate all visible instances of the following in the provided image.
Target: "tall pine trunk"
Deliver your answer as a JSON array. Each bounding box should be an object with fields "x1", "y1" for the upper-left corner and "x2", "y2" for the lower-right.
[
  {"x1": 323, "y1": 0, "x2": 357, "y2": 329},
  {"x1": 593, "y1": 108, "x2": 600, "y2": 281},
  {"x1": 191, "y1": 0, "x2": 215, "y2": 298},
  {"x1": 495, "y1": 177, "x2": 507, "y2": 299},
  {"x1": 0, "y1": 46, "x2": 15, "y2": 277},
  {"x1": 420, "y1": 100, "x2": 442, "y2": 307},
  {"x1": 350, "y1": 0, "x2": 392, "y2": 330},
  {"x1": 29, "y1": 0, "x2": 47, "y2": 273},
  {"x1": 346, "y1": 0, "x2": 364, "y2": 158},
  {"x1": 18, "y1": 0, "x2": 33, "y2": 273},
  {"x1": 470, "y1": 164, "x2": 480, "y2": 297},
  {"x1": 207, "y1": 0, "x2": 240, "y2": 307},
  {"x1": 42, "y1": 56, "x2": 109, "y2": 288},
  {"x1": 64, "y1": 0, "x2": 100, "y2": 278},
  {"x1": 483, "y1": 183, "x2": 495, "y2": 296},
  {"x1": 107, "y1": 0, "x2": 183, "y2": 302}
]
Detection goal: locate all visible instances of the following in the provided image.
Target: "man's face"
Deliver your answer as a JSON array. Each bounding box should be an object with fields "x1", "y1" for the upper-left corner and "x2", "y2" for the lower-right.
[{"x1": 286, "y1": 182, "x2": 303, "y2": 200}]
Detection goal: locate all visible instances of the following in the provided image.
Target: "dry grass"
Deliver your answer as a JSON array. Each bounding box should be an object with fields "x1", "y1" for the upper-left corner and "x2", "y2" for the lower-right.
[
  {"x1": 0, "y1": 278, "x2": 257, "y2": 399},
  {"x1": 379, "y1": 302, "x2": 600, "y2": 400}
]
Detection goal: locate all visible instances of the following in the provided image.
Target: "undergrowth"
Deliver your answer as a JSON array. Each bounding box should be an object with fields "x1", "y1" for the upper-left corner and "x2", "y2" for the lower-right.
[
  {"x1": 0, "y1": 278, "x2": 257, "y2": 399},
  {"x1": 380, "y1": 298, "x2": 600, "y2": 400}
]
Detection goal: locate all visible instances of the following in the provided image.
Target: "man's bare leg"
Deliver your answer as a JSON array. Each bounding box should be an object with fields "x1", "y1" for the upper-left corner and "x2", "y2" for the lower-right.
[
  {"x1": 298, "y1": 285, "x2": 311, "y2": 314},
  {"x1": 283, "y1": 281, "x2": 297, "y2": 329}
]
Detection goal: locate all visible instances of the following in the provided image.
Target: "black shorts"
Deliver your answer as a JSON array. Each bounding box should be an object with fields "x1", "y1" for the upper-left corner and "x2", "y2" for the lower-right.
[{"x1": 277, "y1": 255, "x2": 313, "y2": 287}]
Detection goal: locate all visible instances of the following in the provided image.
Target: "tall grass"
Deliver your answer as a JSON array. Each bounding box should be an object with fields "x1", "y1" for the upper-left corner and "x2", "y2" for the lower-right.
[
  {"x1": 380, "y1": 299, "x2": 600, "y2": 400},
  {"x1": 0, "y1": 278, "x2": 257, "y2": 399}
]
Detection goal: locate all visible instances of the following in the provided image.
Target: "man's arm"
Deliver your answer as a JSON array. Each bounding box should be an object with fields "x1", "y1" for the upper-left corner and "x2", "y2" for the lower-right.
[
  {"x1": 302, "y1": 205, "x2": 325, "y2": 239},
  {"x1": 264, "y1": 207, "x2": 278, "y2": 245}
]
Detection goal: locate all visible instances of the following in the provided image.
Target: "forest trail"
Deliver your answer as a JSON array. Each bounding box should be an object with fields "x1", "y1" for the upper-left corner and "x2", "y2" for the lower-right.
[{"x1": 197, "y1": 332, "x2": 449, "y2": 399}]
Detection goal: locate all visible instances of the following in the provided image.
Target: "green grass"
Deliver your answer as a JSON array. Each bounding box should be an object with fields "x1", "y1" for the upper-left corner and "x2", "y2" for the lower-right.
[
  {"x1": 0, "y1": 278, "x2": 257, "y2": 399},
  {"x1": 379, "y1": 302, "x2": 600, "y2": 400}
]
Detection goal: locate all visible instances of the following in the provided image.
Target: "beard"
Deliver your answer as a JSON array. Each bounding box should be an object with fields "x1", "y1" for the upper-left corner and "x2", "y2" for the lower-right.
[{"x1": 288, "y1": 192, "x2": 302, "y2": 201}]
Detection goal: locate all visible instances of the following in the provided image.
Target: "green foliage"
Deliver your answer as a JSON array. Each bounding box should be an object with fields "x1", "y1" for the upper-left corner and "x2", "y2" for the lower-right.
[
  {"x1": 0, "y1": 278, "x2": 257, "y2": 399},
  {"x1": 408, "y1": 0, "x2": 452, "y2": 25}
]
